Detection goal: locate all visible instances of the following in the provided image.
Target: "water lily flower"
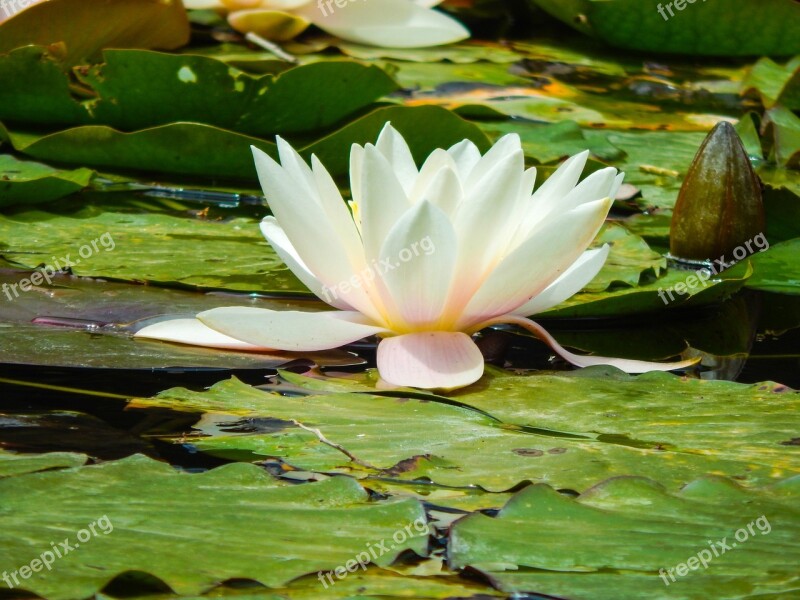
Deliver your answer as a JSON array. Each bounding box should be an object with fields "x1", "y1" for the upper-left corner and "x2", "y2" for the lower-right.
[
  {"x1": 136, "y1": 123, "x2": 696, "y2": 390},
  {"x1": 182, "y1": 0, "x2": 469, "y2": 48}
]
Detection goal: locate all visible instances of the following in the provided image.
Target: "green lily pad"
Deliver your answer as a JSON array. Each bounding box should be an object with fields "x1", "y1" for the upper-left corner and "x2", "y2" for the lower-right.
[
  {"x1": 0, "y1": 204, "x2": 304, "y2": 292},
  {"x1": 134, "y1": 372, "x2": 800, "y2": 492},
  {"x1": 764, "y1": 106, "x2": 800, "y2": 168},
  {"x1": 585, "y1": 224, "x2": 666, "y2": 292},
  {"x1": 747, "y1": 238, "x2": 800, "y2": 294},
  {"x1": 332, "y1": 40, "x2": 522, "y2": 64},
  {"x1": 541, "y1": 263, "x2": 751, "y2": 318},
  {"x1": 450, "y1": 475, "x2": 800, "y2": 599},
  {"x1": 0, "y1": 449, "x2": 87, "y2": 478},
  {"x1": 0, "y1": 105, "x2": 490, "y2": 180},
  {"x1": 742, "y1": 56, "x2": 800, "y2": 110},
  {"x1": 0, "y1": 154, "x2": 94, "y2": 206},
  {"x1": 532, "y1": 0, "x2": 800, "y2": 56},
  {"x1": 0, "y1": 46, "x2": 398, "y2": 137},
  {"x1": 478, "y1": 119, "x2": 624, "y2": 163},
  {"x1": 0, "y1": 455, "x2": 429, "y2": 600}
]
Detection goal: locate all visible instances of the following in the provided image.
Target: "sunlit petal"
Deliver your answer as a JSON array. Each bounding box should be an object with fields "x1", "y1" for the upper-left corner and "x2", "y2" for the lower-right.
[
  {"x1": 198, "y1": 307, "x2": 388, "y2": 351},
  {"x1": 377, "y1": 332, "x2": 484, "y2": 390}
]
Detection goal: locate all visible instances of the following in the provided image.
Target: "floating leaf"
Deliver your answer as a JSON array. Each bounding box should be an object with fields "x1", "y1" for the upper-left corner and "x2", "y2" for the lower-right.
[
  {"x1": 0, "y1": 455, "x2": 428, "y2": 599},
  {"x1": 532, "y1": 0, "x2": 800, "y2": 56},
  {"x1": 747, "y1": 238, "x2": 800, "y2": 295},
  {"x1": 134, "y1": 372, "x2": 800, "y2": 492},
  {"x1": 0, "y1": 47, "x2": 398, "y2": 136},
  {"x1": 742, "y1": 56, "x2": 800, "y2": 110},
  {"x1": 0, "y1": 449, "x2": 86, "y2": 478},
  {"x1": 0, "y1": 105, "x2": 490, "y2": 180},
  {"x1": 0, "y1": 154, "x2": 93, "y2": 206},
  {"x1": 449, "y1": 475, "x2": 800, "y2": 599},
  {"x1": 585, "y1": 224, "x2": 666, "y2": 292}
]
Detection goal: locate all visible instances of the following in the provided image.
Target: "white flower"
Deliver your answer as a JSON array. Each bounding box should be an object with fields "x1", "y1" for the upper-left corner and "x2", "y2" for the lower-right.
[
  {"x1": 183, "y1": 0, "x2": 469, "y2": 48},
  {"x1": 137, "y1": 123, "x2": 696, "y2": 390}
]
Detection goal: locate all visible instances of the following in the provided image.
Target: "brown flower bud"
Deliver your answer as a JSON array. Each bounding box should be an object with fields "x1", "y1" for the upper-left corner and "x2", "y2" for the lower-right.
[{"x1": 670, "y1": 122, "x2": 765, "y2": 262}]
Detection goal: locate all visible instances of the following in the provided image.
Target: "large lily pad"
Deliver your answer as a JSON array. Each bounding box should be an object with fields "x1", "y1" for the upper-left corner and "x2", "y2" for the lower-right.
[
  {"x1": 450, "y1": 475, "x2": 800, "y2": 599},
  {"x1": 0, "y1": 47, "x2": 398, "y2": 136},
  {"x1": 132, "y1": 372, "x2": 800, "y2": 492},
  {"x1": 0, "y1": 449, "x2": 87, "y2": 478},
  {"x1": 0, "y1": 105, "x2": 490, "y2": 180},
  {"x1": 532, "y1": 0, "x2": 800, "y2": 56},
  {"x1": 0, "y1": 455, "x2": 429, "y2": 599}
]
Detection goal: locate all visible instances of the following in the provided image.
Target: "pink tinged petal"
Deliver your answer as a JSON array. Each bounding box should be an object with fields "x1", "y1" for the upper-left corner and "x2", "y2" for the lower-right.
[
  {"x1": 134, "y1": 318, "x2": 270, "y2": 351},
  {"x1": 457, "y1": 197, "x2": 612, "y2": 329},
  {"x1": 359, "y1": 144, "x2": 412, "y2": 263},
  {"x1": 375, "y1": 123, "x2": 419, "y2": 194},
  {"x1": 378, "y1": 200, "x2": 458, "y2": 328},
  {"x1": 260, "y1": 217, "x2": 353, "y2": 311},
  {"x1": 376, "y1": 332, "x2": 484, "y2": 390},
  {"x1": 298, "y1": 0, "x2": 469, "y2": 48},
  {"x1": 482, "y1": 316, "x2": 700, "y2": 374},
  {"x1": 511, "y1": 245, "x2": 610, "y2": 316},
  {"x1": 251, "y1": 146, "x2": 379, "y2": 319},
  {"x1": 197, "y1": 307, "x2": 388, "y2": 351},
  {"x1": 447, "y1": 139, "x2": 481, "y2": 180}
]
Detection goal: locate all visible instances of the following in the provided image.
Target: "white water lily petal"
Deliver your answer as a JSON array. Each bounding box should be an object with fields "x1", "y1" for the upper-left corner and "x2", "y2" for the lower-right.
[
  {"x1": 447, "y1": 139, "x2": 481, "y2": 179},
  {"x1": 310, "y1": 154, "x2": 365, "y2": 267},
  {"x1": 378, "y1": 200, "x2": 458, "y2": 329},
  {"x1": 452, "y1": 148, "x2": 525, "y2": 278},
  {"x1": 252, "y1": 146, "x2": 379, "y2": 319},
  {"x1": 458, "y1": 198, "x2": 612, "y2": 329},
  {"x1": 198, "y1": 307, "x2": 388, "y2": 351},
  {"x1": 260, "y1": 217, "x2": 353, "y2": 311},
  {"x1": 465, "y1": 133, "x2": 522, "y2": 188},
  {"x1": 349, "y1": 143, "x2": 365, "y2": 207},
  {"x1": 510, "y1": 150, "x2": 590, "y2": 246},
  {"x1": 415, "y1": 165, "x2": 462, "y2": 216},
  {"x1": 512, "y1": 245, "x2": 610, "y2": 316},
  {"x1": 376, "y1": 123, "x2": 419, "y2": 195},
  {"x1": 557, "y1": 167, "x2": 619, "y2": 215},
  {"x1": 377, "y1": 332, "x2": 484, "y2": 390},
  {"x1": 410, "y1": 148, "x2": 456, "y2": 203},
  {"x1": 261, "y1": 0, "x2": 311, "y2": 9},
  {"x1": 135, "y1": 318, "x2": 268, "y2": 350},
  {"x1": 297, "y1": 0, "x2": 469, "y2": 48},
  {"x1": 359, "y1": 144, "x2": 412, "y2": 263}
]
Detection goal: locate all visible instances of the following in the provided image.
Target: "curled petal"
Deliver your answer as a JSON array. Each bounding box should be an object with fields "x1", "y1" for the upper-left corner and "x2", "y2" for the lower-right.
[
  {"x1": 377, "y1": 332, "x2": 484, "y2": 390},
  {"x1": 197, "y1": 307, "x2": 388, "y2": 351},
  {"x1": 480, "y1": 315, "x2": 700, "y2": 373}
]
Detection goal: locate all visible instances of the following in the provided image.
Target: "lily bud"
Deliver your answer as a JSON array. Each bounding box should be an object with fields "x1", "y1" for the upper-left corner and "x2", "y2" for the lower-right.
[{"x1": 670, "y1": 122, "x2": 765, "y2": 262}]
